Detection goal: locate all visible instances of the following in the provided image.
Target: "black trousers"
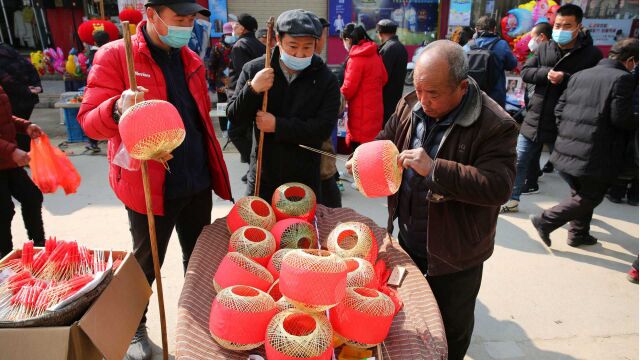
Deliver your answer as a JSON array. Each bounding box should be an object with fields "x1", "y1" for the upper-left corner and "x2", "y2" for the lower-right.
[
  {"x1": 228, "y1": 123, "x2": 252, "y2": 164},
  {"x1": 217, "y1": 92, "x2": 228, "y2": 131},
  {"x1": 127, "y1": 188, "x2": 212, "y2": 324},
  {"x1": 398, "y1": 234, "x2": 483, "y2": 360},
  {"x1": 13, "y1": 106, "x2": 34, "y2": 152},
  {"x1": 318, "y1": 173, "x2": 342, "y2": 208},
  {"x1": 0, "y1": 167, "x2": 45, "y2": 256},
  {"x1": 539, "y1": 172, "x2": 610, "y2": 239}
]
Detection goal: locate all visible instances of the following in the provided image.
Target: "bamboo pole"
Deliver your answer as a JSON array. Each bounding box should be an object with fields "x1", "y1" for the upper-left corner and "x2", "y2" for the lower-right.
[
  {"x1": 121, "y1": 21, "x2": 169, "y2": 360},
  {"x1": 254, "y1": 16, "x2": 275, "y2": 197}
]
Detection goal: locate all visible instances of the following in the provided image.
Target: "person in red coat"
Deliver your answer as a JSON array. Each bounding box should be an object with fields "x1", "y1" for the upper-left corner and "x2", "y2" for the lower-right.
[
  {"x1": 0, "y1": 85, "x2": 45, "y2": 256},
  {"x1": 77, "y1": 0, "x2": 232, "y2": 358},
  {"x1": 340, "y1": 23, "x2": 388, "y2": 148}
]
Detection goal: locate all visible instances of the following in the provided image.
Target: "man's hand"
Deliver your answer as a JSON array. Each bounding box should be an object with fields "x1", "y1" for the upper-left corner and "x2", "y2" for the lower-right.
[
  {"x1": 547, "y1": 70, "x2": 565, "y2": 85},
  {"x1": 26, "y1": 124, "x2": 43, "y2": 139},
  {"x1": 116, "y1": 86, "x2": 148, "y2": 114},
  {"x1": 11, "y1": 148, "x2": 30, "y2": 167},
  {"x1": 345, "y1": 158, "x2": 353, "y2": 175},
  {"x1": 251, "y1": 68, "x2": 274, "y2": 93},
  {"x1": 29, "y1": 86, "x2": 42, "y2": 94},
  {"x1": 397, "y1": 148, "x2": 434, "y2": 177},
  {"x1": 256, "y1": 111, "x2": 276, "y2": 133}
]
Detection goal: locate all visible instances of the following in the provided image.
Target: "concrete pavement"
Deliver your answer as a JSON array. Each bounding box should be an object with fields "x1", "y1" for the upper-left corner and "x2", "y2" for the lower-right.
[{"x1": 9, "y1": 108, "x2": 639, "y2": 360}]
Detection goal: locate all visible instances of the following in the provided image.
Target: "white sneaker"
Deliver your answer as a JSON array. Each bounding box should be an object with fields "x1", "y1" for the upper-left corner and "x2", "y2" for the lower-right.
[
  {"x1": 222, "y1": 131, "x2": 228, "y2": 138},
  {"x1": 351, "y1": 182, "x2": 358, "y2": 190},
  {"x1": 500, "y1": 199, "x2": 519, "y2": 213}
]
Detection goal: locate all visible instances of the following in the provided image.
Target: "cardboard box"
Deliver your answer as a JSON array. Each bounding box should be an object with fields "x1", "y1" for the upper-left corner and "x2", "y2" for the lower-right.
[{"x1": 0, "y1": 250, "x2": 152, "y2": 360}]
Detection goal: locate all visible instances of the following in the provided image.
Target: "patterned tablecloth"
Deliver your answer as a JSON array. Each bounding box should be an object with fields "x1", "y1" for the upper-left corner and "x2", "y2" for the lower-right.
[{"x1": 176, "y1": 205, "x2": 447, "y2": 359}]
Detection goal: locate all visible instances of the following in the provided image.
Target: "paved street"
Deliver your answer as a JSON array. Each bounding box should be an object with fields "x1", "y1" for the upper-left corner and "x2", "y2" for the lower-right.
[{"x1": 9, "y1": 107, "x2": 639, "y2": 360}]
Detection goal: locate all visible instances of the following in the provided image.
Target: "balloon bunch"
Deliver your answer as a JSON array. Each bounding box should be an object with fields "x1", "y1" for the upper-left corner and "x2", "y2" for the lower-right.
[
  {"x1": 501, "y1": 0, "x2": 560, "y2": 71},
  {"x1": 30, "y1": 51, "x2": 46, "y2": 76},
  {"x1": 42, "y1": 47, "x2": 65, "y2": 75},
  {"x1": 65, "y1": 48, "x2": 89, "y2": 78}
]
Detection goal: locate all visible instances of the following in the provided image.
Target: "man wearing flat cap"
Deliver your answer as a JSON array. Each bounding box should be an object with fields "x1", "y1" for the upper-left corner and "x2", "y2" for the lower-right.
[
  {"x1": 227, "y1": 9, "x2": 341, "y2": 200},
  {"x1": 78, "y1": 0, "x2": 232, "y2": 359},
  {"x1": 377, "y1": 19, "x2": 408, "y2": 127}
]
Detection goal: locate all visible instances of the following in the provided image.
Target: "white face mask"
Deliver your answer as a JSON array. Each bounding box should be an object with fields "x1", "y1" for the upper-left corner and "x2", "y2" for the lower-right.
[{"x1": 528, "y1": 37, "x2": 540, "y2": 53}]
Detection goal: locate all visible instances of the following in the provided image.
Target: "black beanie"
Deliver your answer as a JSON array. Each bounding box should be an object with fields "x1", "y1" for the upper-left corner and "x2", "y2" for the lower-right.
[{"x1": 237, "y1": 13, "x2": 258, "y2": 32}]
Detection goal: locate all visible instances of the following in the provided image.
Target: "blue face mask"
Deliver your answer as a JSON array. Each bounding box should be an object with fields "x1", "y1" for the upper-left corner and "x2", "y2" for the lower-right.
[
  {"x1": 552, "y1": 29, "x2": 575, "y2": 46},
  {"x1": 224, "y1": 35, "x2": 238, "y2": 45},
  {"x1": 154, "y1": 12, "x2": 193, "y2": 48},
  {"x1": 279, "y1": 47, "x2": 313, "y2": 71}
]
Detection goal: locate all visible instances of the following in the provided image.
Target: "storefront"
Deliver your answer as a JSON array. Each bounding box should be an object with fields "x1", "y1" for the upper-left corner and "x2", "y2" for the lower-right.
[{"x1": 0, "y1": 0, "x2": 51, "y2": 50}]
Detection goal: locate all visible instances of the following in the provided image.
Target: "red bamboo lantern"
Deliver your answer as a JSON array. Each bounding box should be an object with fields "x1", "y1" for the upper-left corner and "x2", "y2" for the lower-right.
[
  {"x1": 327, "y1": 222, "x2": 378, "y2": 264},
  {"x1": 229, "y1": 226, "x2": 276, "y2": 267},
  {"x1": 351, "y1": 140, "x2": 403, "y2": 198},
  {"x1": 209, "y1": 285, "x2": 277, "y2": 350},
  {"x1": 118, "y1": 100, "x2": 186, "y2": 161},
  {"x1": 265, "y1": 309, "x2": 334, "y2": 360},
  {"x1": 270, "y1": 219, "x2": 318, "y2": 250},
  {"x1": 212, "y1": 252, "x2": 274, "y2": 292},
  {"x1": 344, "y1": 257, "x2": 376, "y2": 288},
  {"x1": 329, "y1": 287, "x2": 395, "y2": 348},
  {"x1": 279, "y1": 249, "x2": 347, "y2": 312},
  {"x1": 227, "y1": 196, "x2": 277, "y2": 233},
  {"x1": 267, "y1": 248, "x2": 295, "y2": 280},
  {"x1": 118, "y1": 8, "x2": 143, "y2": 24},
  {"x1": 272, "y1": 182, "x2": 316, "y2": 222}
]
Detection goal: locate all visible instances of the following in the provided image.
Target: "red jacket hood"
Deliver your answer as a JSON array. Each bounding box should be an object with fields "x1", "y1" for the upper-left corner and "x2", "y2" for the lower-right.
[{"x1": 349, "y1": 41, "x2": 379, "y2": 58}]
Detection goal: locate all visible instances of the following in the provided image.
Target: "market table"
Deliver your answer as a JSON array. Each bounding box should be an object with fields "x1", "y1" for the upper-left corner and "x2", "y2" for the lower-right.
[{"x1": 176, "y1": 205, "x2": 447, "y2": 359}]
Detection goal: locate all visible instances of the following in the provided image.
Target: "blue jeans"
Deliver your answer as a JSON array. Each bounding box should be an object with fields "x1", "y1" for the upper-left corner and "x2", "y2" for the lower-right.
[{"x1": 511, "y1": 134, "x2": 542, "y2": 201}]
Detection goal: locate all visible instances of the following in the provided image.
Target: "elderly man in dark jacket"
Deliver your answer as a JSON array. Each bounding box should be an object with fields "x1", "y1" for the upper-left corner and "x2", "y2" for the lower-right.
[
  {"x1": 227, "y1": 9, "x2": 340, "y2": 200},
  {"x1": 350, "y1": 40, "x2": 517, "y2": 360},
  {"x1": 377, "y1": 19, "x2": 408, "y2": 126},
  {"x1": 530, "y1": 38, "x2": 638, "y2": 248},
  {"x1": 227, "y1": 13, "x2": 265, "y2": 174},
  {"x1": 501, "y1": 4, "x2": 602, "y2": 213}
]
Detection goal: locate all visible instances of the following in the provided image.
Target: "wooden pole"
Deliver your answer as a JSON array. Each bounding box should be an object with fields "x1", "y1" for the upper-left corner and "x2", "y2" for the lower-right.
[
  {"x1": 99, "y1": 0, "x2": 105, "y2": 20},
  {"x1": 254, "y1": 16, "x2": 275, "y2": 197},
  {"x1": 121, "y1": 21, "x2": 169, "y2": 360}
]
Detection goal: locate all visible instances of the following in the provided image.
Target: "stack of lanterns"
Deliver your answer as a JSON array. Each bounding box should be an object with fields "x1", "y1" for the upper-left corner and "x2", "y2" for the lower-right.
[{"x1": 209, "y1": 182, "x2": 399, "y2": 358}]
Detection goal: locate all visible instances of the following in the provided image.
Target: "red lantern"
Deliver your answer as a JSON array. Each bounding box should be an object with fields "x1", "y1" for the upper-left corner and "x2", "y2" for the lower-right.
[
  {"x1": 78, "y1": 20, "x2": 120, "y2": 45},
  {"x1": 270, "y1": 219, "x2": 318, "y2": 250},
  {"x1": 329, "y1": 287, "x2": 395, "y2": 348},
  {"x1": 351, "y1": 140, "x2": 403, "y2": 198},
  {"x1": 119, "y1": 8, "x2": 143, "y2": 24},
  {"x1": 228, "y1": 226, "x2": 276, "y2": 267},
  {"x1": 212, "y1": 252, "x2": 274, "y2": 292},
  {"x1": 267, "y1": 248, "x2": 295, "y2": 280},
  {"x1": 272, "y1": 182, "x2": 316, "y2": 222},
  {"x1": 265, "y1": 309, "x2": 334, "y2": 360},
  {"x1": 209, "y1": 285, "x2": 277, "y2": 350},
  {"x1": 227, "y1": 196, "x2": 276, "y2": 233},
  {"x1": 344, "y1": 257, "x2": 376, "y2": 288},
  {"x1": 327, "y1": 222, "x2": 378, "y2": 264},
  {"x1": 279, "y1": 249, "x2": 347, "y2": 312},
  {"x1": 118, "y1": 100, "x2": 186, "y2": 160}
]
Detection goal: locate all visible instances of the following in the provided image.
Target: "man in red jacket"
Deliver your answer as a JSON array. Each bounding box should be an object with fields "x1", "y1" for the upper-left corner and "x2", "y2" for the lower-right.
[
  {"x1": 77, "y1": 0, "x2": 232, "y2": 358},
  {"x1": 0, "y1": 85, "x2": 45, "y2": 256}
]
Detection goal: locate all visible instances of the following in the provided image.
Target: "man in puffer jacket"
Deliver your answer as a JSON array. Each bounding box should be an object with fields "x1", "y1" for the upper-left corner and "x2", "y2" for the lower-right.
[
  {"x1": 340, "y1": 23, "x2": 387, "y2": 148},
  {"x1": 0, "y1": 85, "x2": 45, "y2": 256},
  {"x1": 530, "y1": 38, "x2": 638, "y2": 248}
]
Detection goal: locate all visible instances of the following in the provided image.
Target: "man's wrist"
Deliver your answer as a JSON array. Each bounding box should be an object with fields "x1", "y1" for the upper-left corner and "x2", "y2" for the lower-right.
[
  {"x1": 113, "y1": 101, "x2": 122, "y2": 124},
  {"x1": 247, "y1": 79, "x2": 259, "y2": 95}
]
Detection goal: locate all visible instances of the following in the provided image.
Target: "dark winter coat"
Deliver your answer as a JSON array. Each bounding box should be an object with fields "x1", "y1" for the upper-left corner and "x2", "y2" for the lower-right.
[
  {"x1": 341, "y1": 40, "x2": 387, "y2": 144},
  {"x1": 520, "y1": 32, "x2": 602, "y2": 144},
  {"x1": 0, "y1": 43, "x2": 41, "y2": 117},
  {"x1": 550, "y1": 59, "x2": 637, "y2": 179},
  {"x1": 226, "y1": 47, "x2": 340, "y2": 200},
  {"x1": 379, "y1": 36, "x2": 408, "y2": 125},
  {"x1": 227, "y1": 32, "x2": 265, "y2": 96},
  {"x1": 0, "y1": 85, "x2": 31, "y2": 170},
  {"x1": 376, "y1": 77, "x2": 518, "y2": 276}
]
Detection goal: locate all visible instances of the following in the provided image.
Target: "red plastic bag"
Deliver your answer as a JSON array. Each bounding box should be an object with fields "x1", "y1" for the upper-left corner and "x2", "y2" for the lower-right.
[{"x1": 29, "y1": 135, "x2": 81, "y2": 195}]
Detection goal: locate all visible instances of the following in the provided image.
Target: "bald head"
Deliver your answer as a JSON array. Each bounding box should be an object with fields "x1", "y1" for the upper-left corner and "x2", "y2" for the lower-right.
[
  {"x1": 413, "y1": 40, "x2": 469, "y2": 119},
  {"x1": 415, "y1": 40, "x2": 468, "y2": 88}
]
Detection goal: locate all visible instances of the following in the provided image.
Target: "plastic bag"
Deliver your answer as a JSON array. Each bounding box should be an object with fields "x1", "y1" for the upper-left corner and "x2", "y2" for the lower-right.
[
  {"x1": 113, "y1": 142, "x2": 141, "y2": 171},
  {"x1": 29, "y1": 134, "x2": 82, "y2": 195}
]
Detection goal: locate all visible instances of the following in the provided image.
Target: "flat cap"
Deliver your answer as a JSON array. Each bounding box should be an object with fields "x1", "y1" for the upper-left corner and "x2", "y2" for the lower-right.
[
  {"x1": 376, "y1": 19, "x2": 398, "y2": 34},
  {"x1": 237, "y1": 13, "x2": 258, "y2": 32},
  {"x1": 276, "y1": 9, "x2": 322, "y2": 39}
]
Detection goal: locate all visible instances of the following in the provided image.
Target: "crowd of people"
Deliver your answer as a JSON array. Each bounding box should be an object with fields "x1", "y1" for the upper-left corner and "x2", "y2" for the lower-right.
[{"x1": 0, "y1": 1, "x2": 638, "y2": 360}]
